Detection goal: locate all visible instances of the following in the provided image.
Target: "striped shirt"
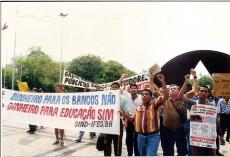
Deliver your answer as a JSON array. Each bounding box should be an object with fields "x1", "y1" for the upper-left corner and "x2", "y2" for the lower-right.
[
  {"x1": 217, "y1": 98, "x2": 230, "y2": 114},
  {"x1": 134, "y1": 100, "x2": 163, "y2": 133}
]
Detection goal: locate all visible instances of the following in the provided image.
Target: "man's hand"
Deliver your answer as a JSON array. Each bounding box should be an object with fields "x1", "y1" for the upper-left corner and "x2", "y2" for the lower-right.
[
  {"x1": 185, "y1": 74, "x2": 190, "y2": 83},
  {"x1": 119, "y1": 111, "x2": 129, "y2": 118},
  {"x1": 220, "y1": 136, "x2": 225, "y2": 145},
  {"x1": 120, "y1": 74, "x2": 127, "y2": 80},
  {"x1": 157, "y1": 74, "x2": 165, "y2": 82},
  {"x1": 190, "y1": 68, "x2": 197, "y2": 77}
]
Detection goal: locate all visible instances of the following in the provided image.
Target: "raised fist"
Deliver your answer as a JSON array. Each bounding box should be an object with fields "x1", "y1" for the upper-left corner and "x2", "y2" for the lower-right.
[
  {"x1": 157, "y1": 74, "x2": 165, "y2": 82},
  {"x1": 190, "y1": 68, "x2": 197, "y2": 77},
  {"x1": 185, "y1": 74, "x2": 190, "y2": 82}
]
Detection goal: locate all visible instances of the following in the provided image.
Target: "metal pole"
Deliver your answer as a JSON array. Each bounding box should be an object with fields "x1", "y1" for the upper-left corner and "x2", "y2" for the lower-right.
[
  {"x1": 59, "y1": 12, "x2": 68, "y2": 84},
  {"x1": 12, "y1": 11, "x2": 18, "y2": 90},
  {"x1": 19, "y1": 64, "x2": 23, "y2": 81},
  {"x1": 59, "y1": 17, "x2": 64, "y2": 83},
  {"x1": 12, "y1": 31, "x2": 17, "y2": 90},
  {"x1": 3, "y1": 65, "x2": 7, "y2": 88}
]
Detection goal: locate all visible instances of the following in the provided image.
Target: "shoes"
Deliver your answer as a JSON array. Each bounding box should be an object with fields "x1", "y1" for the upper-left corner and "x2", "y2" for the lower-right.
[
  {"x1": 52, "y1": 141, "x2": 59, "y2": 145},
  {"x1": 216, "y1": 151, "x2": 224, "y2": 156},
  {"x1": 26, "y1": 130, "x2": 35, "y2": 134},
  {"x1": 60, "y1": 140, "x2": 64, "y2": 146},
  {"x1": 26, "y1": 130, "x2": 32, "y2": 133},
  {"x1": 75, "y1": 139, "x2": 81, "y2": 143}
]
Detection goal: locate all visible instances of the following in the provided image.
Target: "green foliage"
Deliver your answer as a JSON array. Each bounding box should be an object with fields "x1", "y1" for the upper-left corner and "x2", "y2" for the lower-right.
[
  {"x1": 3, "y1": 47, "x2": 136, "y2": 91},
  {"x1": 68, "y1": 56, "x2": 136, "y2": 84},
  {"x1": 198, "y1": 75, "x2": 213, "y2": 89},
  {"x1": 98, "y1": 60, "x2": 136, "y2": 83},
  {"x1": 68, "y1": 54, "x2": 103, "y2": 82},
  {"x1": 2, "y1": 65, "x2": 12, "y2": 89},
  {"x1": 21, "y1": 47, "x2": 59, "y2": 91},
  {"x1": 190, "y1": 75, "x2": 213, "y2": 89}
]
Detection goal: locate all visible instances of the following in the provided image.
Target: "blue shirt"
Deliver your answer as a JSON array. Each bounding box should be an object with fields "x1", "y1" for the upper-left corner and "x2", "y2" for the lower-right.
[{"x1": 217, "y1": 98, "x2": 230, "y2": 114}]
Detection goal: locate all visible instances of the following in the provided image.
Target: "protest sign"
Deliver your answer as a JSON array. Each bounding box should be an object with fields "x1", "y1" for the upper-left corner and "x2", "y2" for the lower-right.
[
  {"x1": 17, "y1": 80, "x2": 30, "y2": 92},
  {"x1": 148, "y1": 63, "x2": 161, "y2": 77},
  {"x1": 190, "y1": 104, "x2": 217, "y2": 149},
  {"x1": 2, "y1": 89, "x2": 121, "y2": 135},
  {"x1": 121, "y1": 72, "x2": 149, "y2": 86},
  {"x1": 62, "y1": 69, "x2": 94, "y2": 89},
  {"x1": 136, "y1": 81, "x2": 149, "y2": 90},
  {"x1": 63, "y1": 69, "x2": 150, "y2": 89},
  {"x1": 212, "y1": 73, "x2": 230, "y2": 96}
]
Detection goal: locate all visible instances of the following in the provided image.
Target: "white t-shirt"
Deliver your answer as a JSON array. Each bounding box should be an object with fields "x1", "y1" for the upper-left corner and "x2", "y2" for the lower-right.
[{"x1": 122, "y1": 90, "x2": 143, "y2": 115}]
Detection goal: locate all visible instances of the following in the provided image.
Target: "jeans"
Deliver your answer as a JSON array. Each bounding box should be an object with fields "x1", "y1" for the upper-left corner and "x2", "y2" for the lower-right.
[
  {"x1": 137, "y1": 132, "x2": 160, "y2": 156},
  {"x1": 78, "y1": 131, "x2": 96, "y2": 140},
  {"x1": 220, "y1": 114, "x2": 230, "y2": 141},
  {"x1": 160, "y1": 125, "x2": 188, "y2": 156},
  {"x1": 126, "y1": 121, "x2": 139, "y2": 156},
  {"x1": 184, "y1": 120, "x2": 192, "y2": 156}
]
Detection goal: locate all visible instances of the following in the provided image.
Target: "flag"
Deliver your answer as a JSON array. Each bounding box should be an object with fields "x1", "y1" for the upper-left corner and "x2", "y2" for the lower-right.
[{"x1": 17, "y1": 80, "x2": 30, "y2": 92}]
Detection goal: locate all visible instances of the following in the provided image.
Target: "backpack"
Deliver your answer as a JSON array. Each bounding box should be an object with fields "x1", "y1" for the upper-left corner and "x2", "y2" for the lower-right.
[{"x1": 96, "y1": 134, "x2": 105, "y2": 151}]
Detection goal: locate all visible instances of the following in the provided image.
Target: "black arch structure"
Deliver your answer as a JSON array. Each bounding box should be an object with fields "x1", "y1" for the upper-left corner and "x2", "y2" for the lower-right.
[{"x1": 154, "y1": 50, "x2": 230, "y2": 86}]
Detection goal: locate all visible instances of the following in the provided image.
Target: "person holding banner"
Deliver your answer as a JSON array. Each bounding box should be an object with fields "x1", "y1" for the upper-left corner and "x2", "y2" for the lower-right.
[
  {"x1": 122, "y1": 74, "x2": 168, "y2": 156},
  {"x1": 181, "y1": 84, "x2": 225, "y2": 156},
  {"x1": 53, "y1": 85, "x2": 65, "y2": 146},
  {"x1": 103, "y1": 82, "x2": 133, "y2": 156},
  {"x1": 75, "y1": 88, "x2": 96, "y2": 143},
  {"x1": 124, "y1": 83, "x2": 142, "y2": 156},
  {"x1": 118, "y1": 74, "x2": 142, "y2": 156},
  {"x1": 26, "y1": 87, "x2": 38, "y2": 134}
]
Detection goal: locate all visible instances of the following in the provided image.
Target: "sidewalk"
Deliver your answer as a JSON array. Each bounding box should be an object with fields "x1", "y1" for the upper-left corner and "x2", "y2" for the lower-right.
[{"x1": 2, "y1": 122, "x2": 230, "y2": 156}]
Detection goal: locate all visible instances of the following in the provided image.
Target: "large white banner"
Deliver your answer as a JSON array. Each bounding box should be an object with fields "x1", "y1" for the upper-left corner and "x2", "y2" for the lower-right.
[
  {"x1": 62, "y1": 69, "x2": 101, "y2": 89},
  {"x1": 121, "y1": 72, "x2": 149, "y2": 86},
  {"x1": 190, "y1": 104, "x2": 217, "y2": 149},
  {"x1": 2, "y1": 89, "x2": 120, "y2": 135},
  {"x1": 62, "y1": 69, "x2": 149, "y2": 89}
]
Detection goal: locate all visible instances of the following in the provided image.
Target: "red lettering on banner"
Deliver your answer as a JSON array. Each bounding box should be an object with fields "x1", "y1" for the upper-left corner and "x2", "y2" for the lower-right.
[
  {"x1": 97, "y1": 109, "x2": 114, "y2": 121},
  {"x1": 39, "y1": 106, "x2": 58, "y2": 116},
  {"x1": 59, "y1": 107, "x2": 96, "y2": 120},
  {"x1": 7, "y1": 102, "x2": 39, "y2": 114}
]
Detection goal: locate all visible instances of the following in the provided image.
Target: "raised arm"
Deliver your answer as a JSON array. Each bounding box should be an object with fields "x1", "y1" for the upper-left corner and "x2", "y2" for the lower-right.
[
  {"x1": 118, "y1": 73, "x2": 127, "y2": 86},
  {"x1": 156, "y1": 74, "x2": 168, "y2": 103},
  {"x1": 190, "y1": 68, "x2": 198, "y2": 94},
  {"x1": 178, "y1": 74, "x2": 190, "y2": 100},
  {"x1": 149, "y1": 74, "x2": 159, "y2": 93}
]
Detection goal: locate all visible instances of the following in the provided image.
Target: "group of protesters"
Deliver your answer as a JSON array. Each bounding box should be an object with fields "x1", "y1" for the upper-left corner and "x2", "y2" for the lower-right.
[
  {"x1": 101, "y1": 68, "x2": 230, "y2": 156},
  {"x1": 24, "y1": 68, "x2": 230, "y2": 156}
]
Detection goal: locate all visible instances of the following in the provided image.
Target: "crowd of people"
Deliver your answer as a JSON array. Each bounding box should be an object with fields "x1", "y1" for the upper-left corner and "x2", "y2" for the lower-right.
[{"x1": 24, "y1": 69, "x2": 230, "y2": 156}]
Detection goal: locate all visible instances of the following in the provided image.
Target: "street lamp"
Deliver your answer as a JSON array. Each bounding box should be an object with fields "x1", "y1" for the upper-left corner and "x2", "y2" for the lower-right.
[
  {"x1": 2, "y1": 23, "x2": 9, "y2": 88},
  {"x1": 59, "y1": 12, "x2": 68, "y2": 84},
  {"x1": 12, "y1": 11, "x2": 18, "y2": 90}
]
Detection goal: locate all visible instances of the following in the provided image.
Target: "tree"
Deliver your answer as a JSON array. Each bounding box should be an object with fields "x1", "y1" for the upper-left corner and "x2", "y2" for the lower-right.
[
  {"x1": 198, "y1": 75, "x2": 213, "y2": 89},
  {"x1": 2, "y1": 64, "x2": 13, "y2": 89},
  {"x1": 190, "y1": 75, "x2": 213, "y2": 89},
  {"x1": 68, "y1": 54, "x2": 103, "y2": 82},
  {"x1": 16, "y1": 47, "x2": 59, "y2": 91},
  {"x1": 98, "y1": 60, "x2": 136, "y2": 83},
  {"x1": 68, "y1": 55, "x2": 136, "y2": 84}
]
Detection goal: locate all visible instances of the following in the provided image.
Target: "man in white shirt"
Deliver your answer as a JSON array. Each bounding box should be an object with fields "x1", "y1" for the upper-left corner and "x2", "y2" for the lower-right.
[{"x1": 124, "y1": 84, "x2": 142, "y2": 156}]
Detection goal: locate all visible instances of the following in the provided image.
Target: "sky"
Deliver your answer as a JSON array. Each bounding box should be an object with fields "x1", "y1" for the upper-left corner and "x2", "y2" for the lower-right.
[{"x1": 1, "y1": 2, "x2": 230, "y2": 76}]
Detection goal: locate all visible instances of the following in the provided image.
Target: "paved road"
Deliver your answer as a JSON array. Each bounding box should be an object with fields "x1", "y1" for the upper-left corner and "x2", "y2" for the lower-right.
[{"x1": 2, "y1": 121, "x2": 230, "y2": 156}]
